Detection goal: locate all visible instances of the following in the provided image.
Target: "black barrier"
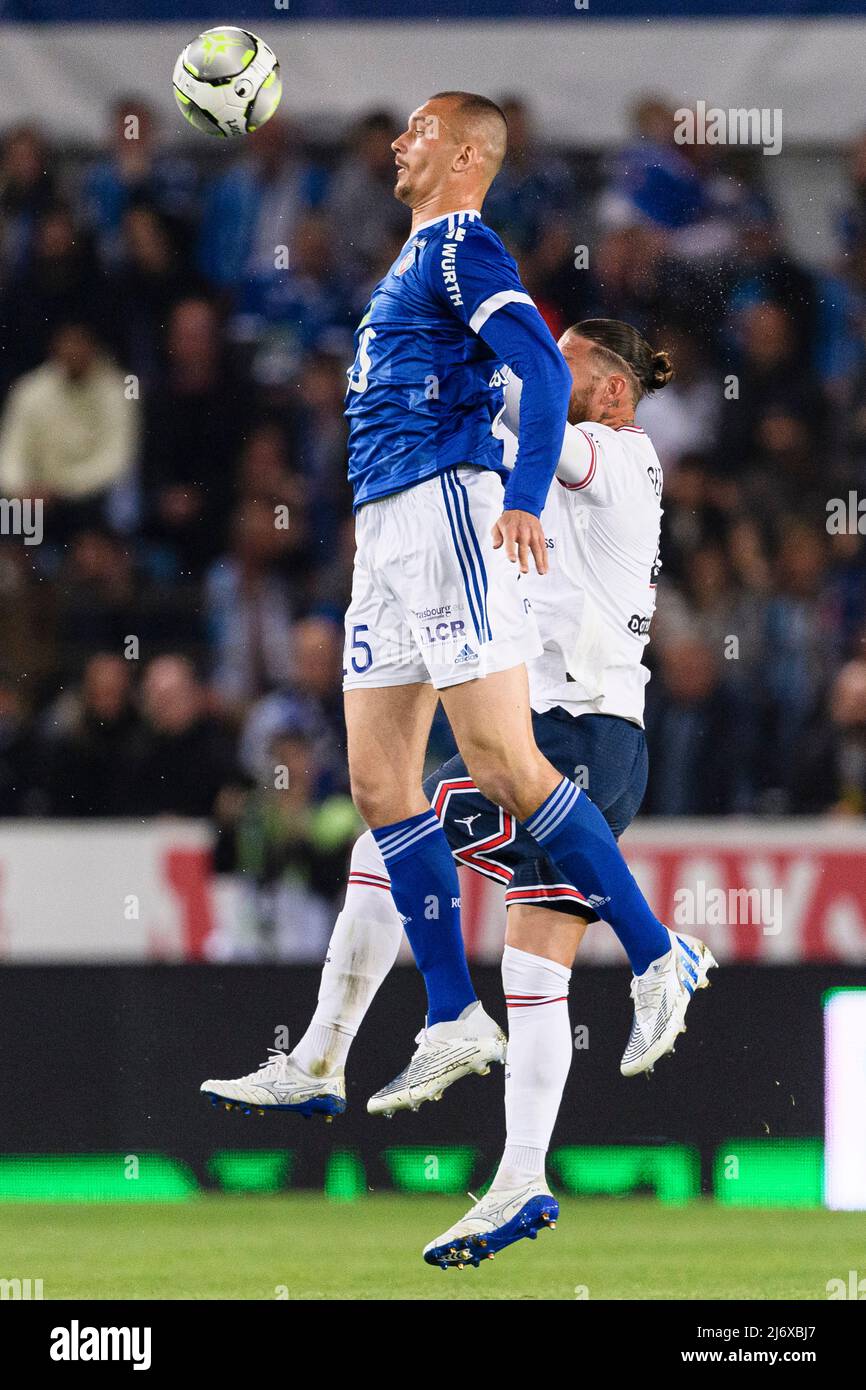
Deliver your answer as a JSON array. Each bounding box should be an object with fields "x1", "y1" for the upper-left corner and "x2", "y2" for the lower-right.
[{"x1": 0, "y1": 961, "x2": 862, "y2": 1191}]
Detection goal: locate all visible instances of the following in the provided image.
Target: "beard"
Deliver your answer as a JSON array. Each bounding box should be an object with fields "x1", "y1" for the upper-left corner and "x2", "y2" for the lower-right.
[
  {"x1": 393, "y1": 169, "x2": 413, "y2": 204},
  {"x1": 568, "y1": 385, "x2": 592, "y2": 423}
]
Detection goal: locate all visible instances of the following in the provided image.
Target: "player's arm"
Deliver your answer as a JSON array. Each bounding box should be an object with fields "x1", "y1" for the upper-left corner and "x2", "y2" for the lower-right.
[
  {"x1": 503, "y1": 374, "x2": 615, "y2": 502},
  {"x1": 429, "y1": 227, "x2": 571, "y2": 572},
  {"x1": 554, "y1": 423, "x2": 602, "y2": 492},
  {"x1": 482, "y1": 307, "x2": 573, "y2": 573}
]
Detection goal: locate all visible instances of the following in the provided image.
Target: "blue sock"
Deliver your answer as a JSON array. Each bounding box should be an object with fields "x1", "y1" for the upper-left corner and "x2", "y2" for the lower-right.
[
  {"x1": 372, "y1": 809, "x2": 476, "y2": 1025},
  {"x1": 523, "y1": 779, "x2": 670, "y2": 975}
]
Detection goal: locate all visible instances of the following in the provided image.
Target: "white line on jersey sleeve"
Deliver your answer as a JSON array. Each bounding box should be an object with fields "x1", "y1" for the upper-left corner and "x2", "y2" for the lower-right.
[
  {"x1": 469, "y1": 290, "x2": 535, "y2": 334},
  {"x1": 555, "y1": 423, "x2": 597, "y2": 490}
]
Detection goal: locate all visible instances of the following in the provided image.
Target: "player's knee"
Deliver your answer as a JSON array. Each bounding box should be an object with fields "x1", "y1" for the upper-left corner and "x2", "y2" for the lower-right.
[
  {"x1": 350, "y1": 779, "x2": 385, "y2": 827},
  {"x1": 349, "y1": 767, "x2": 419, "y2": 830},
  {"x1": 465, "y1": 755, "x2": 525, "y2": 818},
  {"x1": 348, "y1": 763, "x2": 383, "y2": 825}
]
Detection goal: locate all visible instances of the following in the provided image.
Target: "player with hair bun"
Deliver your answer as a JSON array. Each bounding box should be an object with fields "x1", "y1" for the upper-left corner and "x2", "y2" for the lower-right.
[{"x1": 203, "y1": 314, "x2": 716, "y2": 1269}]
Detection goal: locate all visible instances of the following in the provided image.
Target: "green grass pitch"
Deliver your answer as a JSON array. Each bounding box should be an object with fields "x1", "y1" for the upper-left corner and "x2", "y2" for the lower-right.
[{"x1": 1, "y1": 1195, "x2": 863, "y2": 1300}]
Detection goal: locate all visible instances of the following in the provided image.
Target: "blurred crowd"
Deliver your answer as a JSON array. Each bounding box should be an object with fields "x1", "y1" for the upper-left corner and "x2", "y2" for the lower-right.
[{"x1": 1, "y1": 91, "x2": 866, "y2": 940}]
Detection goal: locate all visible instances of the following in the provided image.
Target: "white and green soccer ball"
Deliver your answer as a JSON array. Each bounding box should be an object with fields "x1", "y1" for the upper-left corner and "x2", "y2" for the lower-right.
[{"x1": 172, "y1": 26, "x2": 282, "y2": 138}]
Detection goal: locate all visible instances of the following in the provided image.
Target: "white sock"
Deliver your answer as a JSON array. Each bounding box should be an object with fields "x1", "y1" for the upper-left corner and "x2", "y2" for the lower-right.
[
  {"x1": 490, "y1": 944, "x2": 572, "y2": 1192},
  {"x1": 291, "y1": 830, "x2": 403, "y2": 1077}
]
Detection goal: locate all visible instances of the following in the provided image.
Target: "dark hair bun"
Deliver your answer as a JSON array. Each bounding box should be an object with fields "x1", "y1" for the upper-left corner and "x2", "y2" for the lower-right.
[
  {"x1": 647, "y1": 349, "x2": 674, "y2": 392},
  {"x1": 571, "y1": 319, "x2": 673, "y2": 400}
]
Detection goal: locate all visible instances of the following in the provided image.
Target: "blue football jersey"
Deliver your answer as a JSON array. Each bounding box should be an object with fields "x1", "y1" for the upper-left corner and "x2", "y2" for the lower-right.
[{"x1": 345, "y1": 209, "x2": 534, "y2": 509}]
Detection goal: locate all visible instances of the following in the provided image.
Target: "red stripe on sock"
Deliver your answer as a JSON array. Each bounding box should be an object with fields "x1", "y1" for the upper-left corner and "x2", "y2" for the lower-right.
[
  {"x1": 348, "y1": 873, "x2": 392, "y2": 891},
  {"x1": 505, "y1": 885, "x2": 590, "y2": 903},
  {"x1": 506, "y1": 997, "x2": 568, "y2": 1008}
]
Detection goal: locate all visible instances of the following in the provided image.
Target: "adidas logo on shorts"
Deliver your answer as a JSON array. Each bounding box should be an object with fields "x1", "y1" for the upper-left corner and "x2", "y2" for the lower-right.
[{"x1": 454, "y1": 643, "x2": 478, "y2": 665}]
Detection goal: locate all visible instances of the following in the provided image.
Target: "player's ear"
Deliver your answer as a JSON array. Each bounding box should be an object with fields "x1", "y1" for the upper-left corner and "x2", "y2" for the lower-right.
[
  {"x1": 453, "y1": 141, "x2": 475, "y2": 173},
  {"x1": 611, "y1": 372, "x2": 629, "y2": 403}
]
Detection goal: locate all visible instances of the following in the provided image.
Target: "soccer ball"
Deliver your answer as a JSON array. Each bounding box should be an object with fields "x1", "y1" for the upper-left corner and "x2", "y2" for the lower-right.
[{"x1": 172, "y1": 27, "x2": 282, "y2": 138}]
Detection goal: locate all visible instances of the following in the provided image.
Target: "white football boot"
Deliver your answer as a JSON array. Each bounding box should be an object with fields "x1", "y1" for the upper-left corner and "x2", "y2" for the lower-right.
[
  {"x1": 423, "y1": 1181, "x2": 559, "y2": 1269},
  {"x1": 620, "y1": 929, "x2": 717, "y2": 1077},
  {"x1": 367, "y1": 1001, "x2": 506, "y2": 1116},
  {"x1": 201, "y1": 1049, "x2": 346, "y2": 1119}
]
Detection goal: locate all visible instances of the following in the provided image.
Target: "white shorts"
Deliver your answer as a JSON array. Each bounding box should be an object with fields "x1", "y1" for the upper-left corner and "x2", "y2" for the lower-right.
[{"x1": 343, "y1": 466, "x2": 541, "y2": 691}]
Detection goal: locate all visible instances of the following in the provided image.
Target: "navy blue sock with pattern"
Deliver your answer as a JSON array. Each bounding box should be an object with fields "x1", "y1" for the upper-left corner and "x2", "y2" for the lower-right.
[
  {"x1": 372, "y1": 809, "x2": 476, "y2": 1025},
  {"x1": 523, "y1": 778, "x2": 670, "y2": 976}
]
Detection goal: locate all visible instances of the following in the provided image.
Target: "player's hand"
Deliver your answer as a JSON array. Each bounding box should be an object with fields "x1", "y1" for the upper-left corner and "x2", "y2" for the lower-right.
[{"x1": 492, "y1": 509, "x2": 548, "y2": 575}]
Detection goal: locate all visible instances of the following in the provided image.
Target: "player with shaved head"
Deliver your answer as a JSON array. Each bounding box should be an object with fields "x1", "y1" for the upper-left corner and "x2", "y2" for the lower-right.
[
  {"x1": 392, "y1": 92, "x2": 508, "y2": 213},
  {"x1": 204, "y1": 98, "x2": 710, "y2": 1260}
]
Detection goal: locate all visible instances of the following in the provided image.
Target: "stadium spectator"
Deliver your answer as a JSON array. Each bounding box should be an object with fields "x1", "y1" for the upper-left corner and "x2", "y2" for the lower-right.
[
  {"x1": 0, "y1": 97, "x2": 860, "y2": 825},
  {"x1": 483, "y1": 97, "x2": 576, "y2": 252},
  {"x1": 231, "y1": 211, "x2": 352, "y2": 389},
  {"x1": 0, "y1": 203, "x2": 115, "y2": 389},
  {"x1": 212, "y1": 722, "x2": 360, "y2": 960},
  {"x1": 725, "y1": 203, "x2": 817, "y2": 362},
  {"x1": 0, "y1": 124, "x2": 57, "y2": 284},
  {"x1": 325, "y1": 109, "x2": 407, "y2": 274},
  {"x1": 41, "y1": 652, "x2": 139, "y2": 817},
  {"x1": 825, "y1": 530, "x2": 866, "y2": 658},
  {"x1": 52, "y1": 529, "x2": 137, "y2": 678},
  {"x1": 581, "y1": 225, "x2": 675, "y2": 338},
  {"x1": 516, "y1": 218, "x2": 594, "y2": 334},
  {"x1": 237, "y1": 614, "x2": 346, "y2": 792},
  {"x1": 197, "y1": 116, "x2": 327, "y2": 290},
  {"x1": 289, "y1": 347, "x2": 352, "y2": 557},
  {"x1": 719, "y1": 301, "x2": 825, "y2": 511},
  {"x1": 636, "y1": 324, "x2": 721, "y2": 473},
  {"x1": 0, "y1": 322, "x2": 137, "y2": 539},
  {"x1": 760, "y1": 520, "x2": 837, "y2": 797},
  {"x1": 654, "y1": 452, "x2": 731, "y2": 585},
  {"x1": 81, "y1": 96, "x2": 198, "y2": 268},
  {"x1": 205, "y1": 498, "x2": 300, "y2": 709},
  {"x1": 599, "y1": 96, "x2": 705, "y2": 236},
  {"x1": 140, "y1": 296, "x2": 246, "y2": 571},
  {"x1": 657, "y1": 540, "x2": 767, "y2": 678},
  {"x1": 238, "y1": 418, "x2": 296, "y2": 494},
  {"x1": 643, "y1": 635, "x2": 749, "y2": 815},
  {"x1": 125, "y1": 654, "x2": 240, "y2": 817},
  {"x1": 790, "y1": 659, "x2": 866, "y2": 815},
  {"x1": 111, "y1": 203, "x2": 209, "y2": 388}
]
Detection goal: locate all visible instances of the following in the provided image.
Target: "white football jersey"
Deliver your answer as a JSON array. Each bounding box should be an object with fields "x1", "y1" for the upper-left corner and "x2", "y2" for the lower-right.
[{"x1": 498, "y1": 395, "x2": 663, "y2": 728}]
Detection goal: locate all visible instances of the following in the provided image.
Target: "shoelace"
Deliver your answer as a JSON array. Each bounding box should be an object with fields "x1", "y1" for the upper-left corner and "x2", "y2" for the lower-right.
[
  {"x1": 630, "y1": 972, "x2": 668, "y2": 1026},
  {"x1": 254, "y1": 1048, "x2": 293, "y2": 1080},
  {"x1": 413, "y1": 1028, "x2": 453, "y2": 1052}
]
